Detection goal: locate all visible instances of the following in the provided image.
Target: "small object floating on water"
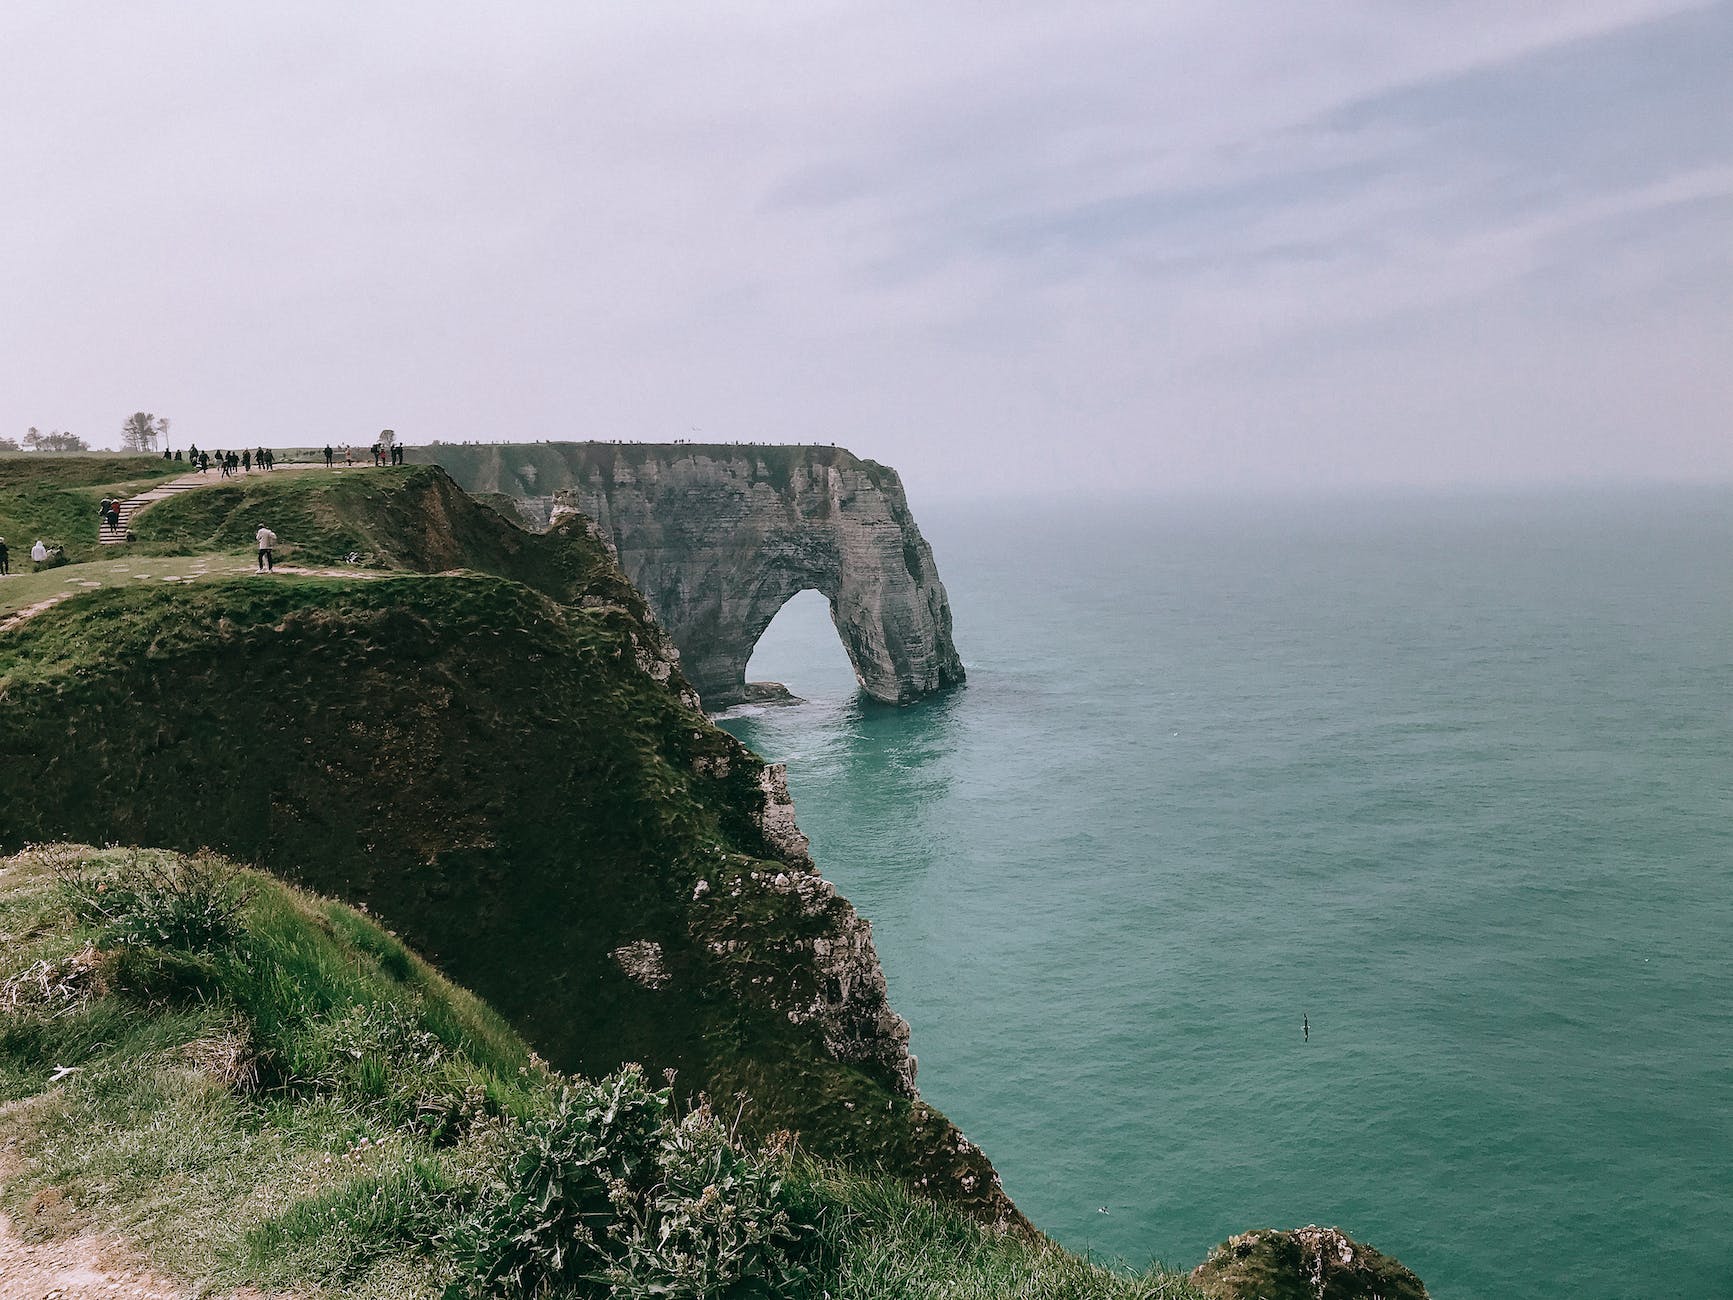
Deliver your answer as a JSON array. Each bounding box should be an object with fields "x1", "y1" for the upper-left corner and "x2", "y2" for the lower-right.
[{"x1": 1097, "y1": 1206, "x2": 1110, "y2": 1215}]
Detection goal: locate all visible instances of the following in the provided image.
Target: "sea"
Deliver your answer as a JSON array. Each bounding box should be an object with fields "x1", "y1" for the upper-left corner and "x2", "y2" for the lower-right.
[{"x1": 717, "y1": 486, "x2": 1732, "y2": 1300}]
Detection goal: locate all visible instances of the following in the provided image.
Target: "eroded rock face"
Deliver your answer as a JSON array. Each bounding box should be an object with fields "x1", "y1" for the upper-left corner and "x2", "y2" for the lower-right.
[
  {"x1": 419, "y1": 442, "x2": 966, "y2": 708},
  {"x1": 1191, "y1": 1225, "x2": 1430, "y2": 1300}
]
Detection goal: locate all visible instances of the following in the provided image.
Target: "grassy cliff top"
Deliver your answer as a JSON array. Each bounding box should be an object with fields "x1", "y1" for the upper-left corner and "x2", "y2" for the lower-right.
[
  {"x1": 0, "y1": 844, "x2": 1203, "y2": 1300},
  {"x1": 0, "y1": 455, "x2": 181, "y2": 564}
]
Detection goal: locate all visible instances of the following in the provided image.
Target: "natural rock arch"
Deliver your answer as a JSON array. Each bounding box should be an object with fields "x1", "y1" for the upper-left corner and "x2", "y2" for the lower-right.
[{"x1": 421, "y1": 442, "x2": 965, "y2": 708}]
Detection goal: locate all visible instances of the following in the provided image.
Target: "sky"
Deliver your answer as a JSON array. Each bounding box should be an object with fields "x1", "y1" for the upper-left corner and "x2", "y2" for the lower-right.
[{"x1": 2, "y1": 1, "x2": 1728, "y2": 499}]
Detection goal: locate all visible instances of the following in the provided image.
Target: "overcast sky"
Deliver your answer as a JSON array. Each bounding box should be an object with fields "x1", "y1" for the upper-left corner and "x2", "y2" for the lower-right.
[{"x1": 2, "y1": 2, "x2": 1728, "y2": 498}]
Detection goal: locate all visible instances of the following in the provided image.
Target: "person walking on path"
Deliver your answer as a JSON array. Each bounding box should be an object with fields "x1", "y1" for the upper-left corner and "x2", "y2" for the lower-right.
[
  {"x1": 256, "y1": 524, "x2": 278, "y2": 572},
  {"x1": 242, "y1": 449, "x2": 252, "y2": 473},
  {"x1": 0, "y1": 536, "x2": 10, "y2": 575},
  {"x1": 323, "y1": 444, "x2": 334, "y2": 468}
]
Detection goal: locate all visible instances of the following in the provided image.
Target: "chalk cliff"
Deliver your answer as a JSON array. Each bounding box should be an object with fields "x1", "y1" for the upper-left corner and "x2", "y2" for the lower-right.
[{"x1": 417, "y1": 443, "x2": 965, "y2": 708}]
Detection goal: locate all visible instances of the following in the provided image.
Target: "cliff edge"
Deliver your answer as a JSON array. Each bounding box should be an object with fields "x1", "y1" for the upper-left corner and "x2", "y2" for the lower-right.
[{"x1": 416, "y1": 442, "x2": 966, "y2": 708}]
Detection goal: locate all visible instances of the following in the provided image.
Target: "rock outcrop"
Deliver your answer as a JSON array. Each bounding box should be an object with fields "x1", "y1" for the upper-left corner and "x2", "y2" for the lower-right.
[
  {"x1": 417, "y1": 442, "x2": 965, "y2": 708},
  {"x1": 1191, "y1": 1225, "x2": 1430, "y2": 1300}
]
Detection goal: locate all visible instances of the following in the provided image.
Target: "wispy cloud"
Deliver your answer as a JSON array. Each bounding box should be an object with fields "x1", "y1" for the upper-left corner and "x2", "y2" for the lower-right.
[{"x1": 0, "y1": 1, "x2": 1725, "y2": 491}]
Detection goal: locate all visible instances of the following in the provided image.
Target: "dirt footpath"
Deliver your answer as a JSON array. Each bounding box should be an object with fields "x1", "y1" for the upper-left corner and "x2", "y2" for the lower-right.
[
  {"x1": 0, "y1": 1209, "x2": 189, "y2": 1299},
  {"x1": 0, "y1": 1210, "x2": 296, "y2": 1300}
]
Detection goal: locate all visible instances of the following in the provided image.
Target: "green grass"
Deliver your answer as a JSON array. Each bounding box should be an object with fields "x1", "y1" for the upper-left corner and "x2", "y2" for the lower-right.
[
  {"x1": 0, "y1": 551, "x2": 242, "y2": 618},
  {"x1": 0, "y1": 846, "x2": 544, "y2": 1296},
  {"x1": 128, "y1": 462, "x2": 650, "y2": 610},
  {"x1": 799, "y1": 1169, "x2": 1202, "y2": 1300},
  {"x1": 0, "y1": 845, "x2": 1206, "y2": 1300},
  {"x1": 0, "y1": 454, "x2": 181, "y2": 564}
]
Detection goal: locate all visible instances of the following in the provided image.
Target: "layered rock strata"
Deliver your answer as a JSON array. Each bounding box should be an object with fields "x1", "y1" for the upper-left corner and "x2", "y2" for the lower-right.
[{"x1": 418, "y1": 442, "x2": 965, "y2": 708}]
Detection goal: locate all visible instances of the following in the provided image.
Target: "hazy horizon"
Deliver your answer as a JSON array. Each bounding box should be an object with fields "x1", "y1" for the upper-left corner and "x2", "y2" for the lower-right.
[{"x1": 3, "y1": 3, "x2": 1728, "y2": 503}]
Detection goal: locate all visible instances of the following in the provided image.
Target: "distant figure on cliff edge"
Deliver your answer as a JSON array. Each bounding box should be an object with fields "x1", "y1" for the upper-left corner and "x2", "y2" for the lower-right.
[
  {"x1": 256, "y1": 524, "x2": 277, "y2": 572},
  {"x1": 323, "y1": 444, "x2": 334, "y2": 468},
  {"x1": 1303, "y1": 1013, "x2": 1309, "y2": 1042}
]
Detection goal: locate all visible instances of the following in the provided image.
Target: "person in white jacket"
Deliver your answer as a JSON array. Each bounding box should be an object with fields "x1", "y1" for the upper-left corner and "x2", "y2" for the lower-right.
[
  {"x1": 256, "y1": 525, "x2": 277, "y2": 572},
  {"x1": 31, "y1": 539, "x2": 49, "y2": 564}
]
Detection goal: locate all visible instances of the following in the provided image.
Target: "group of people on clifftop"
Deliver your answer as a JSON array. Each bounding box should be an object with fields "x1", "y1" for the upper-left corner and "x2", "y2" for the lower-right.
[
  {"x1": 144, "y1": 440, "x2": 409, "y2": 471},
  {"x1": 319, "y1": 441, "x2": 403, "y2": 467},
  {"x1": 0, "y1": 538, "x2": 59, "y2": 575},
  {"x1": 155, "y1": 446, "x2": 277, "y2": 474}
]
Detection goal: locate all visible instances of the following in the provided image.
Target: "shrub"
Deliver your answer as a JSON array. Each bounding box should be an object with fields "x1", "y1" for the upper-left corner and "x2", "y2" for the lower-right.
[
  {"x1": 58, "y1": 850, "x2": 253, "y2": 954},
  {"x1": 601, "y1": 1104, "x2": 807, "y2": 1299},
  {"x1": 448, "y1": 1065, "x2": 808, "y2": 1299},
  {"x1": 450, "y1": 1066, "x2": 666, "y2": 1297}
]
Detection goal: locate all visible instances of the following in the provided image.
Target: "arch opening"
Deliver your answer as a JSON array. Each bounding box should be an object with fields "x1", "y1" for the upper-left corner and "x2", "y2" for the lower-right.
[{"x1": 743, "y1": 589, "x2": 861, "y2": 704}]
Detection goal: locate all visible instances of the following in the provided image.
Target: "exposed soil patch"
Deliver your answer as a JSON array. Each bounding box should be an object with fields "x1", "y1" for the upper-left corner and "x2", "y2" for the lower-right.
[{"x1": 0, "y1": 594, "x2": 73, "y2": 634}]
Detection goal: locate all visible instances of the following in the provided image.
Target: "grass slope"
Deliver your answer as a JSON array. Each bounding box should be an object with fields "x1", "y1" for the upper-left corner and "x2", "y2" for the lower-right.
[
  {"x1": 129, "y1": 464, "x2": 641, "y2": 610},
  {"x1": 0, "y1": 845, "x2": 1203, "y2": 1300},
  {"x1": 0, "y1": 455, "x2": 180, "y2": 564},
  {"x1": 0, "y1": 552, "x2": 239, "y2": 619}
]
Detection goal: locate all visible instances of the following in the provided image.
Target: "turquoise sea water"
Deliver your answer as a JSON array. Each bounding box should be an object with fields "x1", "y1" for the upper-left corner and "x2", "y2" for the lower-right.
[{"x1": 718, "y1": 488, "x2": 1733, "y2": 1300}]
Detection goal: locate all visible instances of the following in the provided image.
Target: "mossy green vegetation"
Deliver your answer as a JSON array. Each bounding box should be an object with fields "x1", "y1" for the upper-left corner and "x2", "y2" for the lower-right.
[
  {"x1": 1188, "y1": 1226, "x2": 1429, "y2": 1300},
  {"x1": 129, "y1": 464, "x2": 641, "y2": 606},
  {"x1": 0, "y1": 845, "x2": 1203, "y2": 1299},
  {"x1": 0, "y1": 454, "x2": 179, "y2": 564}
]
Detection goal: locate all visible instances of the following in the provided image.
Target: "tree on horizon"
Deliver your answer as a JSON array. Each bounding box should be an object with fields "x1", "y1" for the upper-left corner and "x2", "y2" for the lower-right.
[
  {"x1": 22, "y1": 426, "x2": 90, "y2": 452},
  {"x1": 120, "y1": 412, "x2": 170, "y2": 452}
]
